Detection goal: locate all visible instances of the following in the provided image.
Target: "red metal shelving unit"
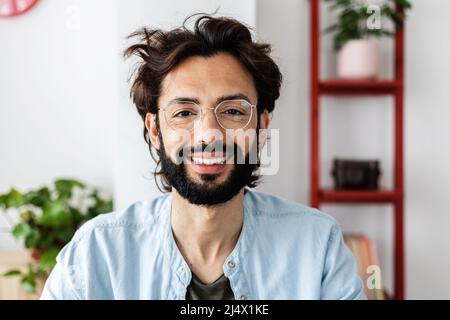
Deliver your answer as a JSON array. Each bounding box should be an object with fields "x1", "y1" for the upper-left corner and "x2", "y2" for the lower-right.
[{"x1": 309, "y1": 0, "x2": 405, "y2": 299}]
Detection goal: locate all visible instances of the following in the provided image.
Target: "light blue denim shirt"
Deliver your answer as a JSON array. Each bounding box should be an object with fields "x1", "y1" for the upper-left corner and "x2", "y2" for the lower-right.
[{"x1": 41, "y1": 187, "x2": 366, "y2": 300}]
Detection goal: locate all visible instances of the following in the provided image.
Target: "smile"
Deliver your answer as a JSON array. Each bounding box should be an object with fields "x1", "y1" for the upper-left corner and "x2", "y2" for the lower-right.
[{"x1": 192, "y1": 156, "x2": 227, "y2": 165}]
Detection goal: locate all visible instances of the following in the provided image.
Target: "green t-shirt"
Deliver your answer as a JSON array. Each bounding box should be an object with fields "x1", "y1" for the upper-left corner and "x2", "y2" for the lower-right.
[{"x1": 186, "y1": 273, "x2": 235, "y2": 300}]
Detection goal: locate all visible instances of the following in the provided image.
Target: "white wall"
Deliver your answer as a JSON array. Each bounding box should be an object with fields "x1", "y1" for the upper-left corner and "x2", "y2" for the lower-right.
[
  {"x1": 0, "y1": 0, "x2": 119, "y2": 249},
  {"x1": 403, "y1": 0, "x2": 450, "y2": 299},
  {"x1": 1, "y1": 0, "x2": 450, "y2": 299}
]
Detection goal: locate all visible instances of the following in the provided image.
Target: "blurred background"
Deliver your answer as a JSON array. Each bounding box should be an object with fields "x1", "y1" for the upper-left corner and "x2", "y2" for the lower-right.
[{"x1": 0, "y1": 0, "x2": 449, "y2": 299}]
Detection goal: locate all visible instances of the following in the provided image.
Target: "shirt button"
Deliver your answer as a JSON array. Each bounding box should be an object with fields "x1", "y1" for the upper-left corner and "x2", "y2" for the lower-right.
[
  {"x1": 227, "y1": 260, "x2": 236, "y2": 269},
  {"x1": 239, "y1": 295, "x2": 247, "y2": 300},
  {"x1": 178, "y1": 266, "x2": 184, "y2": 273}
]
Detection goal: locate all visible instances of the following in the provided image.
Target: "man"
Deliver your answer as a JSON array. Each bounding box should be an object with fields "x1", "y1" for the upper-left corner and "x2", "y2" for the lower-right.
[{"x1": 41, "y1": 14, "x2": 365, "y2": 300}]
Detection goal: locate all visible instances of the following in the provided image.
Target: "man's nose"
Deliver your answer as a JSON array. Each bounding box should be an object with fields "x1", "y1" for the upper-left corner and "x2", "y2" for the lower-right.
[
  {"x1": 194, "y1": 109, "x2": 224, "y2": 145},
  {"x1": 197, "y1": 108, "x2": 221, "y2": 129}
]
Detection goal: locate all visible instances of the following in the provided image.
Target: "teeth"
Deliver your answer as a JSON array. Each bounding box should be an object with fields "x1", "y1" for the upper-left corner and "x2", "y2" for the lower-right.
[{"x1": 192, "y1": 157, "x2": 226, "y2": 165}]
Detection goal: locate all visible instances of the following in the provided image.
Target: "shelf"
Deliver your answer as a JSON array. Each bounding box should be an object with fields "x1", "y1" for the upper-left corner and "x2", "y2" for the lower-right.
[
  {"x1": 318, "y1": 80, "x2": 402, "y2": 95},
  {"x1": 318, "y1": 189, "x2": 400, "y2": 204},
  {"x1": 310, "y1": 0, "x2": 405, "y2": 299}
]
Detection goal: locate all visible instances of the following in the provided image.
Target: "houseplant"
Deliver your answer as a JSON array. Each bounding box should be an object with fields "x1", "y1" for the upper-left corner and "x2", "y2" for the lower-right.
[
  {"x1": 0, "y1": 178, "x2": 113, "y2": 293},
  {"x1": 324, "y1": 0, "x2": 412, "y2": 79}
]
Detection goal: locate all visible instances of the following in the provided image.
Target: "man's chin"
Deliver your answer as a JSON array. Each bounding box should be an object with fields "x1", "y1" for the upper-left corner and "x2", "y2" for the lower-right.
[{"x1": 160, "y1": 149, "x2": 256, "y2": 205}]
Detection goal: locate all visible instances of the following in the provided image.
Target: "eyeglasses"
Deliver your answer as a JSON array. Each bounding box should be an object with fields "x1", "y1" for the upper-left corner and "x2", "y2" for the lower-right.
[{"x1": 160, "y1": 99, "x2": 256, "y2": 131}]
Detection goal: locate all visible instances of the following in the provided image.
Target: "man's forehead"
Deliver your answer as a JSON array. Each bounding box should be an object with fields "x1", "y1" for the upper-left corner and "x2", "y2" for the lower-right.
[
  {"x1": 159, "y1": 53, "x2": 257, "y2": 103},
  {"x1": 168, "y1": 52, "x2": 252, "y2": 77}
]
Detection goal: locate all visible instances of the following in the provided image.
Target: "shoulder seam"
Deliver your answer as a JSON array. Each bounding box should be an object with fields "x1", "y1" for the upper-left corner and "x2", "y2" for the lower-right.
[
  {"x1": 251, "y1": 207, "x2": 337, "y2": 224},
  {"x1": 71, "y1": 220, "x2": 148, "y2": 245}
]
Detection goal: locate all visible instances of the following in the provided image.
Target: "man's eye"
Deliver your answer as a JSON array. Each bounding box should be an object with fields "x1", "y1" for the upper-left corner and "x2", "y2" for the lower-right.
[
  {"x1": 223, "y1": 109, "x2": 244, "y2": 115},
  {"x1": 174, "y1": 110, "x2": 195, "y2": 117}
]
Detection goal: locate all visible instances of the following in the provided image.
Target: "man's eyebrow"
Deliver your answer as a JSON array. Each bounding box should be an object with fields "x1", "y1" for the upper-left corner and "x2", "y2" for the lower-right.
[
  {"x1": 215, "y1": 94, "x2": 252, "y2": 105},
  {"x1": 168, "y1": 97, "x2": 200, "y2": 105},
  {"x1": 167, "y1": 93, "x2": 253, "y2": 106}
]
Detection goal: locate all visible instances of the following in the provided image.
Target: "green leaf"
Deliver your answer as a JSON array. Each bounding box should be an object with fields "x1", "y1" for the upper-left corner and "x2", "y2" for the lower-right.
[
  {"x1": 24, "y1": 229, "x2": 41, "y2": 248},
  {"x1": 0, "y1": 194, "x2": 7, "y2": 208},
  {"x1": 12, "y1": 223, "x2": 41, "y2": 248},
  {"x1": 38, "y1": 247, "x2": 60, "y2": 270},
  {"x1": 12, "y1": 223, "x2": 32, "y2": 238},
  {"x1": 37, "y1": 201, "x2": 72, "y2": 228},
  {"x1": 4, "y1": 188, "x2": 25, "y2": 208},
  {"x1": 3, "y1": 269, "x2": 22, "y2": 277},
  {"x1": 21, "y1": 277, "x2": 36, "y2": 293},
  {"x1": 54, "y1": 179, "x2": 84, "y2": 199},
  {"x1": 367, "y1": 29, "x2": 394, "y2": 38},
  {"x1": 53, "y1": 227, "x2": 75, "y2": 243},
  {"x1": 391, "y1": 0, "x2": 412, "y2": 9},
  {"x1": 324, "y1": 0, "x2": 412, "y2": 51},
  {"x1": 93, "y1": 199, "x2": 113, "y2": 215},
  {"x1": 19, "y1": 210, "x2": 32, "y2": 222},
  {"x1": 19, "y1": 264, "x2": 38, "y2": 293},
  {"x1": 23, "y1": 187, "x2": 51, "y2": 207}
]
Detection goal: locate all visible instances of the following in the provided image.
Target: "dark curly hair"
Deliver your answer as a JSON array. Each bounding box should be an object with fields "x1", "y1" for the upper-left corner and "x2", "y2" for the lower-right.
[{"x1": 124, "y1": 13, "x2": 283, "y2": 192}]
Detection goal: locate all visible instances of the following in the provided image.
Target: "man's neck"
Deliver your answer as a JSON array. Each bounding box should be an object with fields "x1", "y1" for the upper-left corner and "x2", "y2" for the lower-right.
[{"x1": 171, "y1": 188, "x2": 245, "y2": 282}]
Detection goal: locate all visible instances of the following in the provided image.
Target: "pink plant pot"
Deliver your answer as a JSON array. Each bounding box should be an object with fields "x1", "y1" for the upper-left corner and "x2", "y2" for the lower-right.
[{"x1": 337, "y1": 39, "x2": 380, "y2": 80}]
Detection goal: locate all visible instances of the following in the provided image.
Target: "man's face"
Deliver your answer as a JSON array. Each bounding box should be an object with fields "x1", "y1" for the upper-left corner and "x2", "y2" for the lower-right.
[{"x1": 146, "y1": 52, "x2": 268, "y2": 205}]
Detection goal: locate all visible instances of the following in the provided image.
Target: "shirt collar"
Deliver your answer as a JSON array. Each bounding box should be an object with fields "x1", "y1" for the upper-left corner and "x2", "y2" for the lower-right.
[{"x1": 158, "y1": 187, "x2": 256, "y2": 287}]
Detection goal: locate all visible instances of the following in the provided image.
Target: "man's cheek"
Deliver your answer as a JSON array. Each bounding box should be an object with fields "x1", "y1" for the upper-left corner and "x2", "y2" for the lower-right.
[
  {"x1": 165, "y1": 129, "x2": 192, "y2": 164},
  {"x1": 227, "y1": 129, "x2": 257, "y2": 161}
]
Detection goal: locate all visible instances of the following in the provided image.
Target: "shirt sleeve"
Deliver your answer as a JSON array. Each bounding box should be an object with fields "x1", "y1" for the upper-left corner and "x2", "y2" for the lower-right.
[
  {"x1": 40, "y1": 240, "x2": 86, "y2": 300},
  {"x1": 320, "y1": 224, "x2": 367, "y2": 300}
]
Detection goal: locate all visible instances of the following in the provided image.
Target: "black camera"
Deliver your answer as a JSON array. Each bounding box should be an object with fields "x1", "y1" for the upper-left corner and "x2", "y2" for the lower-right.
[{"x1": 331, "y1": 158, "x2": 381, "y2": 190}]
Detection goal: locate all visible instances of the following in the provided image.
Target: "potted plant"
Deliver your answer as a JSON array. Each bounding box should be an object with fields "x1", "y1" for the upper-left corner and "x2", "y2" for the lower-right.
[
  {"x1": 324, "y1": 0, "x2": 412, "y2": 79},
  {"x1": 0, "y1": 178, "x2": 113, "y2": 293}
]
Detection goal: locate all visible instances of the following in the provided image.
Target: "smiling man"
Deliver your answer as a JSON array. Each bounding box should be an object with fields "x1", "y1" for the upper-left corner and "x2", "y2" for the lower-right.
[{"x1": 41, "y1": 14, "x2": 365, "y2": 300}]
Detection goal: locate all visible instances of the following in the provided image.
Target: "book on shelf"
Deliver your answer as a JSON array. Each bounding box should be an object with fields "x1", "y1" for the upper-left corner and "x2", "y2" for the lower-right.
[{"x1": 344, "y1": 233, "x2": 385, "y2": 300}]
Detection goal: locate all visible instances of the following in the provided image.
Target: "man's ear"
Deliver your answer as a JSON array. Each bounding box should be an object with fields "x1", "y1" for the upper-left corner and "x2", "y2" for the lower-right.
[
  {"x1": 258, "y1": 110, "x2": 270, "y2": 147},
  {"x1": 259, "y1": 110, "x2": 270, "y2": 130},
  {"x1": 145, "y1": 113, "x2": 160, "y2": 150}
]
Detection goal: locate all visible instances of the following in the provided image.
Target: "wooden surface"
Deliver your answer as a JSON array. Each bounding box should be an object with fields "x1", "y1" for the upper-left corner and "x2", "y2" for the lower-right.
[{"x1": 0, "y1": 251, "x2": 44, "y2": 300}]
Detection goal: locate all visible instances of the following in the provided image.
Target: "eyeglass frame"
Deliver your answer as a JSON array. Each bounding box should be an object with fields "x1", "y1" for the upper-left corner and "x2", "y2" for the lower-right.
[{"x1": 158, "y1": 99, "x2": 257, "y2": 131}]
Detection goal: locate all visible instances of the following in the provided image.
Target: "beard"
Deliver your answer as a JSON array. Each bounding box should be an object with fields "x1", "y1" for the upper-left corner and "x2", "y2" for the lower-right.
[{"x1": 158, "y1": 135, "x2": 259, "y2": 206}]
